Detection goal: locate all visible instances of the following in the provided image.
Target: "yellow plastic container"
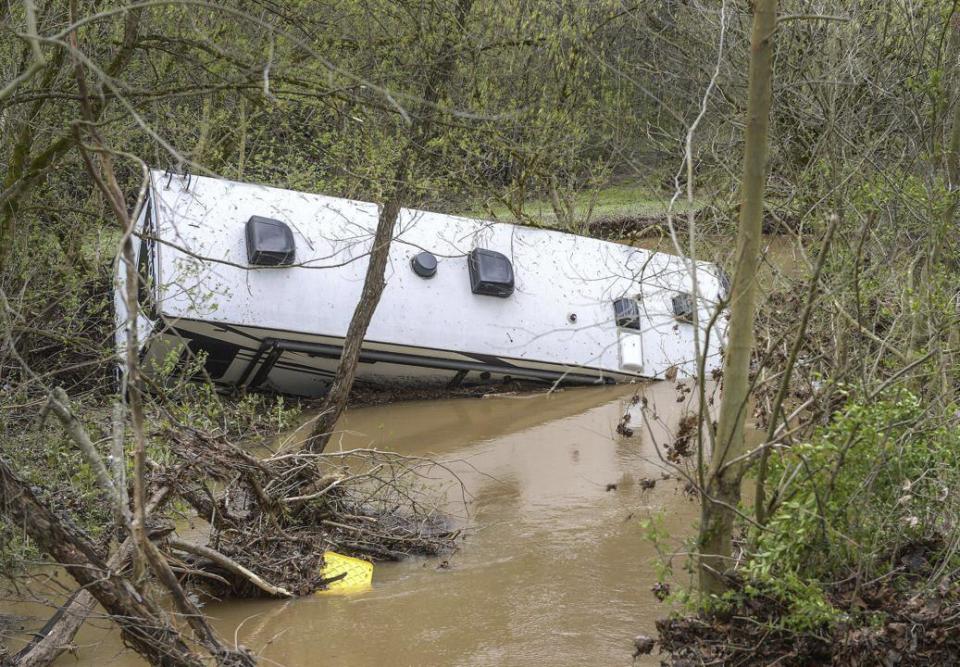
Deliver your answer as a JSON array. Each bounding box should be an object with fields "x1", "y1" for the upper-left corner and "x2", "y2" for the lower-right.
[{"x1": 316, "y1": 551, "x2": 373, "y2": 595}]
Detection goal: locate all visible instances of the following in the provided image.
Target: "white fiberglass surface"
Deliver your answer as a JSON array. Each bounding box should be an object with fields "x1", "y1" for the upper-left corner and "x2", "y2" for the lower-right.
[{"x1": 147, "y1": 172, "x2": 725, "y2": 378}]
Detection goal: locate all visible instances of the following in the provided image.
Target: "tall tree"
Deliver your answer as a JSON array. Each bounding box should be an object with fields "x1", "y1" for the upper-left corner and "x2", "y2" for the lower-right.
[
  {"x1": 306, "y1": 0, "x2": 474, "y2": 452},
  {"x1": 698, "y1": 0, "x2": 779, "y2": 596}
]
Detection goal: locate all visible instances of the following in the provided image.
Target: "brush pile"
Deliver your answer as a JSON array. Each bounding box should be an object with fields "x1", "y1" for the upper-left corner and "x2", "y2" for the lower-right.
[{"x1": 157, "y1": 427, "x2": 459, "y2": 598}]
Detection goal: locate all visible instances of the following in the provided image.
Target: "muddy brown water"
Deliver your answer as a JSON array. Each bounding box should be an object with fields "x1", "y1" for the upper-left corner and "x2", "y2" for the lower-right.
[
  {"x1": 8, "y1": 236, "x2": 802, "y2": 666},
  {"x1": 6, "y1": 381, "x2": 716, "y2": 667}
]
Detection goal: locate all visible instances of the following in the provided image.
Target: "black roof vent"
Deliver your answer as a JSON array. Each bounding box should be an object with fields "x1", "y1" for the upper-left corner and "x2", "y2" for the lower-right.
[
  {"x1": 246, "y1": 216, "x2": 295, "y2": 266},
  {"x1": 411, "y1": 251, "x2": 438, "y2": 278},
  {"x1": 468, "y1": 248, "x2": 514, "y2": 298}
]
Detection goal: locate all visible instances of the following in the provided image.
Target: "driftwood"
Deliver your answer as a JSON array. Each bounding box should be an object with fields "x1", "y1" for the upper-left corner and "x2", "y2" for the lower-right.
[
  {"x1": 12, "y1": 487, "x2": 170, "y2": 667},
  {"x1": 0, "y1": 458, "x2": 207, "y2": 667},
  {"x1": 164, "y1": 429, "x2": 459, "y2": 597},
  {"x1": 167, "y1": 538, "x2": 294, "y2": 598}
]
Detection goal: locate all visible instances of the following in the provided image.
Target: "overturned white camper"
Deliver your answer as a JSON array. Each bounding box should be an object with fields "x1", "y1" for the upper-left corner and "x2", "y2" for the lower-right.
[{"x1": 116, "y1": 170, "x2": 728, "y2": 396}]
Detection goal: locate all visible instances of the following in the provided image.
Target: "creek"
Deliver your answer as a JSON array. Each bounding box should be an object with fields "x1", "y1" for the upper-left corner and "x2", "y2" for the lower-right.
[{"x1": 9, "y1": 380, "x2": 712, "y2": 666}]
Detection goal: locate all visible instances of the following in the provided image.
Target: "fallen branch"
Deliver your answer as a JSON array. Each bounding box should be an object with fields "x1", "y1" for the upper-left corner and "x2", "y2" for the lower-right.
[
  {"x1": 167, "y1": 538, "x2": 295, "y2": 598},
  {"x1": 12, "y1": 487, "x2": 172, "y2": 667},
  {"x1": 0, "y1": 458, "x2": 206, "y2": 667}
]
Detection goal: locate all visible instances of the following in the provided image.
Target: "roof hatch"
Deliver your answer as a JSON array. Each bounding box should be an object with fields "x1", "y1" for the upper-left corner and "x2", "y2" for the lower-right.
[{"x1": 246, "y1": 216, "x2": 295, "y2": 266}]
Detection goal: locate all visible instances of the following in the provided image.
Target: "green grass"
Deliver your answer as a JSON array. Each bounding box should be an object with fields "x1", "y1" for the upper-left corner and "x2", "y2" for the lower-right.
[{"x1": 461, "y1": 183, "x2": 704, "y2": 229}]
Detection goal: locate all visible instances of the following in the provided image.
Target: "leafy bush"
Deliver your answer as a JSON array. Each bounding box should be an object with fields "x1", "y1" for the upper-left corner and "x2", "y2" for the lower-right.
[{"x1": 752, "y1": 389, "x2": 960, "y2": 585}]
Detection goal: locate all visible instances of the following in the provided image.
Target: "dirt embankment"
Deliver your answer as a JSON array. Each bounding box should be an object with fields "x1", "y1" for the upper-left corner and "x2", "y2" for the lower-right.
[
  {"x1": 651, "y1": 564, "x2": 960, "y2": 666},
  {"x1": 587, "y1": 211, "x2": 799, "y2": 242}
]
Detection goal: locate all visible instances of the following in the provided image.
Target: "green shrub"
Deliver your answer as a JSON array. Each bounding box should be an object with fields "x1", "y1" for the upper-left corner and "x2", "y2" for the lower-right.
[{"x1": 752, "y1": 390, "x2": 960, "y2": 583}]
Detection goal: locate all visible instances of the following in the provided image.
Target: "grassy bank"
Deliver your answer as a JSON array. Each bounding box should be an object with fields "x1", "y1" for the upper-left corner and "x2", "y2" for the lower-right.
[{"x1": 462, "y1": 182, "x2": 704, "y2": 229}]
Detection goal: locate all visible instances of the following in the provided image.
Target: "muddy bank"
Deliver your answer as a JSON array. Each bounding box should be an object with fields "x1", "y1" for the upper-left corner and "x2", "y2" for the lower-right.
[
  {"x1": 588, "y1": 211, "x2": 799, "y2": 241},
  {"x1": 654, "y1": 569, "x2": 960, "y2": 666}
]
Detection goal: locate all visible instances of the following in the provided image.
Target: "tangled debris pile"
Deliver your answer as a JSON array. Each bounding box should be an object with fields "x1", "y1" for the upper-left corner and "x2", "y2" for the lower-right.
[{"x1": 159, "y1": 427, "x2": 459, "y2": 598}]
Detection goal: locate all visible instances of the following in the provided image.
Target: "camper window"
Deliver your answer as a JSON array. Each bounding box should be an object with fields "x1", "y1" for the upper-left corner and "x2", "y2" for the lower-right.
[
  {"x1": 672, "y1": 293, "x2": 695, "y2": 323},
  {"x1": 613, "y1": 298, "x2": 640, "y2": 330}
]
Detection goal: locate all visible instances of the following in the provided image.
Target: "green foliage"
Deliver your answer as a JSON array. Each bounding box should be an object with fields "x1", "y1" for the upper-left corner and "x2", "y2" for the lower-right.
[
  {"x1": 639, "y1": 512, "x2": 676, "y2": 582},
  {"x1": 723, "y1": 391, "x2": 960, "y2": 630},
  {"x1": 0, "y1": 390, "x2": 116, "y2": 568},
  {"x1": 752, "y1": 390, "x2": 960, "y2": 582},
  {"x1": 695, "y1": 573, "x2": 844, "y2": 634},
  {"x1": 150, "y1": 347, "x2": 301, "y2": 439},
  {"x1": 748, "y1": 391, "x2": 960, "y2": 578}
]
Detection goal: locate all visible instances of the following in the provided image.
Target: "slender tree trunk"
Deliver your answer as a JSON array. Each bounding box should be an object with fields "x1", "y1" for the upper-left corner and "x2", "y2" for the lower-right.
[
  {"x1": 13, "y1": 489, "x2": 169, "y2": 667},
  {"x1": 0, "y1": 458, "x2": 206, "y2": 667},
  {"x1": 698, "y1": 0, "x2": 779, "y2": 596},
  {"x1": 307, "y1": 0, "x2": 474, "y2": 452},
  {"x1": 939, "y1": 16, "x2": 960, "y2": 395},
  {"x1": 69, "y1": 21, "x2": 256, "y2": 663},
  {"x1": 306, "y1": 190, "x2": 404, "y2": 452},
  {"x1": 943, "y1": 96, "x2": 960, "y2": 396},
  {"x1": 910, "y1": 15, "x2": 960, "y2": 395}
]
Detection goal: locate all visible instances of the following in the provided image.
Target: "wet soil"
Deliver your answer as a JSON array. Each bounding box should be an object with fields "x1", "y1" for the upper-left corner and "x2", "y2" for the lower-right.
[{"x1": 656, "y1": 574, "x2": 960, "y2": 666}]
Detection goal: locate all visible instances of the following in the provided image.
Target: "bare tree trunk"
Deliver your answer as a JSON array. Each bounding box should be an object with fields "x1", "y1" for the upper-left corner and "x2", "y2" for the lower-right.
[
  {"x1": 698, "y1": 0, "x2": 779, "y2": 596},
  {"x1": 0, "y1": 458, "x2": 206, "y2": 667},
  {"x1": 13, "y1": 591, "x2": 96, "y2": 667},
  {"x1": 73, "y1": 135, "x2": 257, "y2": 667},
  {"x1": 943, "y1": 94, "x2": 960, "y2": 396},
  {"x1": 306, "y1": 0, "x2": 474, "y2": 452},
  {"x1": 938, "y1": 16, "x2": 960, "y2": 396},
  {"x1": 306, "y1": 193, "x2": 403, "y2": 452},
  {"x1": 13, "y1": 486, "x2": 168, "y2": 667},
  {"x1": 69, "y1": 21, "x2": 256, "y2": 663}
]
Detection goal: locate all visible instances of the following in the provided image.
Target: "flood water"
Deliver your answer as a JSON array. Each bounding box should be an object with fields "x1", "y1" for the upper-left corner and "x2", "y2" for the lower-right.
[
  {"x1": 5, "y1": 234, "x2": 807, "y2": 666},
  {"x1": 7, "y1": 380, "x2": 714, "y2": 667}
]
